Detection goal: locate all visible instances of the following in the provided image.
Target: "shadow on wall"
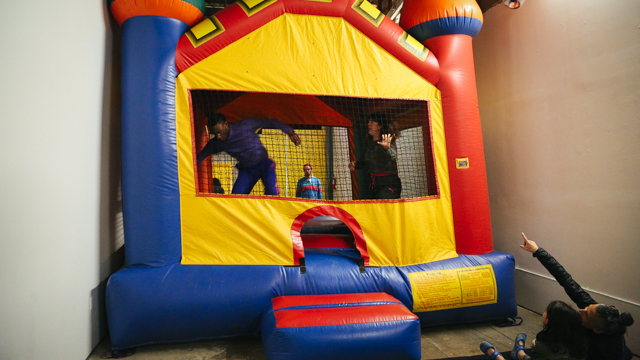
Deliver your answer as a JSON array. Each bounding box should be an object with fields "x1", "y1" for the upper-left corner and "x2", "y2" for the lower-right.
[{"x1": 93, "y1": 4, "x2": 125, "y2": 350}]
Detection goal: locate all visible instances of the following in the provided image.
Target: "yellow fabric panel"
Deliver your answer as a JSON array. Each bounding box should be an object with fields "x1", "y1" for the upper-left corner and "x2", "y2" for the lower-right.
[
  {"x1": 175, "y1": 13, "x2": 456, "y2": 267},
  {"x1": 180, "y1": 199, "x2": 457, "y2": 266},
  {"x1": 430, "y1": 99, "x2": 450, "y2": 197},
  {"x1": 177, "y1": 14, "x2": 440, "y2": 100},
  {"x1": 181, "y1": 198, "x2": 458, "y2": 266},
  {"x1": 181, "y1": 196, "x2": 297, "y2": 264}
]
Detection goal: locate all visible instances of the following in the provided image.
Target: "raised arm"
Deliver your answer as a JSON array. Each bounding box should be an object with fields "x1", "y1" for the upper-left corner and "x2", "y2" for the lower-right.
[
  {"x1": 196, "y1": 139, "x2": 220, "y2": 165},
  {"x1": 244, "y1": 118, "x2": 300, "y2": 146},
  {"x1": 387, "y1": 141, "x2": 397, "y2": 161},
  {"x1": 520, "y1": 233, "x2": 596, "y2": 309},
  {"x1": 376, "y1": 134, "x2": 397, "y2": 161}
]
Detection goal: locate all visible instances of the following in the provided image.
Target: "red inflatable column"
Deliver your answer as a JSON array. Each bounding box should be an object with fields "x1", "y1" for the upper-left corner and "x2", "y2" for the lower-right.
[
  {"x1": 400, "y1": 0, "x2": 493, "y2": 254},
  {"x1": 428, "y1": 35, "x2": 492, "y2": 254}
]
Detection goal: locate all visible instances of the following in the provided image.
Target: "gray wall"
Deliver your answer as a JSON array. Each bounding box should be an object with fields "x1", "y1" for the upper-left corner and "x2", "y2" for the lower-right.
[
  {"x1": 0, "y1": 2, "x2": 122, "y2": 359},
  {"x1": 474, "y1": 0, "x2": 640, "y2": 352}
]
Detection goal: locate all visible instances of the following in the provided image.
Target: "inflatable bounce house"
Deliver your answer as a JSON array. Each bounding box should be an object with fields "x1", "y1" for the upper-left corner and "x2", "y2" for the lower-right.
[{"x1": 107, "y1": 0, "x2": 516, "y2": 358}]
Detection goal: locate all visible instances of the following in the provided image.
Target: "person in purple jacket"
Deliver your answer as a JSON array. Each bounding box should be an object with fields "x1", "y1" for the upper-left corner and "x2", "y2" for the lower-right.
[{"x1": 197, "y1": 113, "x2": 301, "y2": 195}]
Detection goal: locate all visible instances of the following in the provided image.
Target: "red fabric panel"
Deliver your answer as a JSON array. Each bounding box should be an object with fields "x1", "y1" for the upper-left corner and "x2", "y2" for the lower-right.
[
  {"x1": 347, "y1": 127, "x2": 359, "y2": 199},
  {"x1": 425, "y1": 35, "x2": 492, "y2": 255},
  {"x1": 273, "y1": 292, "x2": 399, "y2": 310},
  {"x1": 301, "y1": 234, "x2": 355, "y2": 249},
  {"x1": 217, "y1": 93, "x2": 352, "y2": 127},
  {"x1": 193, "y1": 104, "x2": 213, "y2": 193},
  {"x1": 275, "y1": 304, "x2": 417, "y2": 328}
]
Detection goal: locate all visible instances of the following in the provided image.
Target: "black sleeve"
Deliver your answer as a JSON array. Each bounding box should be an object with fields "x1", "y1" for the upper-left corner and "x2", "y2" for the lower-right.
[
  {"x1": 196, "y1": 140, "x2": 219, "y2": 165},
  {"x1": 533, "y1": 248, "x2": 597, "y2": 309}
]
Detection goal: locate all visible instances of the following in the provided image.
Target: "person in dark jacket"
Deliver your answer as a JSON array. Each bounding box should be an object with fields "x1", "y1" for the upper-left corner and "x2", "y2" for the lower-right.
[
  {"x1": 348, "y1": 112, "x2": 401, "y2": 199},
  {"x1": 520, "y1": 233, "x2": 634, "y2": 360}
]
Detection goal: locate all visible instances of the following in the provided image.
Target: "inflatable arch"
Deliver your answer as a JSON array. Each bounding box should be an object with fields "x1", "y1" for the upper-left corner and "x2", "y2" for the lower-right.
[{"x1": 107, "y1": 0, "x2": 517, "y2": 352}]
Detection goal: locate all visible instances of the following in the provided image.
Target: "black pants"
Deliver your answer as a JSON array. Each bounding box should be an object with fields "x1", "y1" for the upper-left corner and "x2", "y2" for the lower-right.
[{"x1": 370, "y1": 174, "x2": 402, "y2": 199}]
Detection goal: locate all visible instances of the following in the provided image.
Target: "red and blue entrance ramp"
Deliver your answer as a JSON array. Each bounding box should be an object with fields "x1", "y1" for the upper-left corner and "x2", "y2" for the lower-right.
[{"x1": 261, "y1": 293, "x2": 421, "y2": 360}]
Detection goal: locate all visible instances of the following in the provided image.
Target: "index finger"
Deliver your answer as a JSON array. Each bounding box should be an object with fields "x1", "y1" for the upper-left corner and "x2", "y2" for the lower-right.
[{"x1": 521, "y1": 232, "x2": 529, "y2": 242}]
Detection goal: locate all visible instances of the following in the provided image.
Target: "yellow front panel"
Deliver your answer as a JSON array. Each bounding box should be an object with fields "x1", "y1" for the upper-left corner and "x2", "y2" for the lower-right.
[
  {"x1": 176, "y1": 14, "x2": 455, "y2": 266},
  {"x1": 177, "y1": 15, "x2": 440, "y2": 100}
]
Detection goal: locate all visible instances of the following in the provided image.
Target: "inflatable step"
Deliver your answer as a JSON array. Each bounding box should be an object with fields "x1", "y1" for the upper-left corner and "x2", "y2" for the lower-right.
[{"x1": 261, "y1": 292, "x2": 421, "y2": 360}]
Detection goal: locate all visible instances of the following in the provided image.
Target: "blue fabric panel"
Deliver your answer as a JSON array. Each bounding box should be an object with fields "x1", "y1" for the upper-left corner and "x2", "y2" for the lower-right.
[
  {"x1": 261, "y1": 302, "x2": 421, "y2": 360},
  {"x1": 406, "y1": 17, "x2": 483, "y2": 42},
  {"x1": 281, "y1": 249, "x2": 410, "y2": 300},
  {"x1": 397, "y1": 251, "x2": 518, "y2": 326},
  {"x1": 106, "y1": 263, "x2": 285, "y2": 349},
  {"x1": 120, "y1": 16, "x2": 188, "y2": 267},
  {"x1": 106, "y1": 250, "x2": 516, "y2": 349}
]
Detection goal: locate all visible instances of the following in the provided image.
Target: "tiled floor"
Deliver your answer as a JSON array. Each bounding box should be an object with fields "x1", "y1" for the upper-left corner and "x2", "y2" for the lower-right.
[{"x1": 88, "y1": 306, "x2": 542, "y2": 360}]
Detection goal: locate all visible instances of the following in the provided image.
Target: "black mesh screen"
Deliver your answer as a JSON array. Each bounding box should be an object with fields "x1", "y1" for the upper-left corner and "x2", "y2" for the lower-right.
[{"x1": 191, "y1": 90, "x2": 437, "y2": 200}]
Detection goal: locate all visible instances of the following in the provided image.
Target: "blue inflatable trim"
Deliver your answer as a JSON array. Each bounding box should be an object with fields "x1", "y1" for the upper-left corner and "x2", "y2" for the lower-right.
[
  {"x1": 406, "y1": 17, "x2": 483, "y2": 42},
  {"x1": 106, "y1": 250, "x2": 516, "y2": 350}
]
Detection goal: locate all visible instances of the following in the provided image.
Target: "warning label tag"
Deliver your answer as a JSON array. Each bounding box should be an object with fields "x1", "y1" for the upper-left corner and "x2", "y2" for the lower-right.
[{"x1": 409, "y1": 264, "x2": 497, "y2": 312}]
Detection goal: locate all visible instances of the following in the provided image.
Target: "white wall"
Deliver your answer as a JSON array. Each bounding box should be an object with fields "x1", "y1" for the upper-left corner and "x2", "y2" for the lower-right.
[
  {"x1": 474, "y1": 0, "x2": 640, "y2": 352},
  {"x1": 0, "y1": 2, "x2": 122, "y2": 359}
]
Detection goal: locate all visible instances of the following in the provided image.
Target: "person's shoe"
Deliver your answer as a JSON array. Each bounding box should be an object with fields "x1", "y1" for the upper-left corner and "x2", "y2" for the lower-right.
[
  {"x1": 480, "y1": 341, "x2": 502, "y2": 360},
  {"x1": 510, "y1": 333, "x2": 527, "y2": 360}
]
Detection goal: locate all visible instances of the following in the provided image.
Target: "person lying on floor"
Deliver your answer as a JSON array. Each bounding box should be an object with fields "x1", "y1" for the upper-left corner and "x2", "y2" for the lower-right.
[
  {"x1": 480, "y1": 300, "x2": 586, "y2": 360},
  {"x1": 520, "y1": 233, "x2": 634, "y2": 360}
]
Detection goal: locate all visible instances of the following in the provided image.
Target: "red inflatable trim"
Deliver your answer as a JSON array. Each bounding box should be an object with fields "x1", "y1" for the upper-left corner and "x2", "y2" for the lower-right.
[
  {"x1": 275, "y1": 304, "x2": 417, "y2": 328},
  {"x1": 291, "y1": 206, "x2": 369, "y2": 266},
  {"x1": 272, "y1": 292, "x2": 399, "y2": 311}
]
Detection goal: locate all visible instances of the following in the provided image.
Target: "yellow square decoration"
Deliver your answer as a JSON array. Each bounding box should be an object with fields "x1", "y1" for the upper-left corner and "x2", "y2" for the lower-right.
[
  {"x1": 398, "y1": 32, "x2": 429, "y2": 61},
  {"x1": 186, "y1": 16, "x2": 226, "y2": 48},
  {"x1": 351, "y1": 0, "x2": 385, "y2": 27},
  {"x1": 191, "y1": 18, "x2": 217, "y2": 40},
  {"x1": 238, "y1": 0, "x2": 278, "y2": 16},
  {"x1": 359, "y1": 0, "x2": 380, "y2": 18},
  {"x1": 456, "y1": 158, "x2": 470, "y2": 169},
  {"x1": 243, "y1": 0, "x2": 264, "y2": 8}
]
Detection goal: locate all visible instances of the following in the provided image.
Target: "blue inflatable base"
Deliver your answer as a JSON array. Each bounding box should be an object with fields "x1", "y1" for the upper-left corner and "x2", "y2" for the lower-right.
[{"x1": 106, "y1": 250, "x2": 517, "y2": 350}]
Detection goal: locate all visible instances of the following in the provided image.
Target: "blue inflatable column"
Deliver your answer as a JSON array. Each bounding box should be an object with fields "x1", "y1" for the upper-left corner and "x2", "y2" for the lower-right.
[
  {"x1": 110, "y1": 3, "x2": 204, "y2": 267},
  {"x1": 120, "y1": 16, "x2": 189, "y2": 267}
]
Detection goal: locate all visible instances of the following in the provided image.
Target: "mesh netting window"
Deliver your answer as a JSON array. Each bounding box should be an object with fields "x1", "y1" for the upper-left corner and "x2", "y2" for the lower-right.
[{"x1": 191, "y1": 91, "x2": 437, "y2": 200}]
